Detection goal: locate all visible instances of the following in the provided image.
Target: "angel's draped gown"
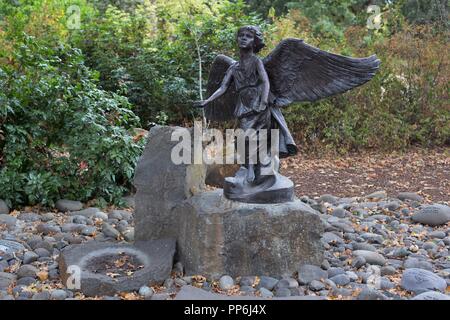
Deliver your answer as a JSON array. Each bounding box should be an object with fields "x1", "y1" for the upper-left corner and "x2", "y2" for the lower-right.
[{"x1": 230, "y1": 55, "x2": 297, "y2": 181}]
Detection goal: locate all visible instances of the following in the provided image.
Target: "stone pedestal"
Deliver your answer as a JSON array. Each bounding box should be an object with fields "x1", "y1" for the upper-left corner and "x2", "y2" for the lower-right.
[
  {"x1": 174, "y1": 190, "x2": 324, "y2": 278},
  {"x1": 223, "y1": 168, "x2": 295, "y2": 204},
  {"x1": 134, "y1": 126, "x2": 324, "y2": 279}
]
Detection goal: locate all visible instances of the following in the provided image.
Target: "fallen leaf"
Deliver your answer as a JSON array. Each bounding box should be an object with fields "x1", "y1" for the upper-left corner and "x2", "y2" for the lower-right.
[{"x1": 37, "y1": 271, "x2": 48, "y2": 281}]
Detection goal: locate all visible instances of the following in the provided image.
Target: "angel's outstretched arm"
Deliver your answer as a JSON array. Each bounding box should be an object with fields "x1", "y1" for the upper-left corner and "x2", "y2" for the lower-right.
[
  {"x1": 202, "y1": 66, "x2": 234, "y2": 106},
  {"x1": 256, "y1": 59, "x2": 270, "y2": 106}
]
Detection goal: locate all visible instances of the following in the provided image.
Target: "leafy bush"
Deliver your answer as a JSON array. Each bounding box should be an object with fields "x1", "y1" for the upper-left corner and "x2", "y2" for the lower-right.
[
  {"x1": 0, "y1": 0, "x2": 448, "y2": 210},
  {"x1": 269, "y1": 9, "x2": 449, "y2": 153},
  {"x1": 71, "y1": 0, "x2": 266, "y2": 127},
  {"x1": 0, "y1": 35, "x2": 145, "y2": 207}
]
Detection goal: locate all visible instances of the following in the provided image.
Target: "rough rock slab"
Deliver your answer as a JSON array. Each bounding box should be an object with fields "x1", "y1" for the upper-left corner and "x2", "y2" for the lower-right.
[
  {"x1": 59, "y1": 239, "x2": 176, "y2": 296},
  {"x1": 174, "y1": 190, "x2": 324, "y2": 279},
  {"x1": 174, "y1": 285, "x2": 326, "y2": 300},
  {"x1": 133, "y1": 126, "x2": 206, "y2": 241}
]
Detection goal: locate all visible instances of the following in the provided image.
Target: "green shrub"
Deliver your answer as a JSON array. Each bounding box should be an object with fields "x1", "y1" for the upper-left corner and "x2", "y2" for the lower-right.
[
  {"x1": 268, "y1": 9, "x2": 449, "y2": 153},
  {"x1": 0, "y1": 35, "x2": 145, "y2": 207}
]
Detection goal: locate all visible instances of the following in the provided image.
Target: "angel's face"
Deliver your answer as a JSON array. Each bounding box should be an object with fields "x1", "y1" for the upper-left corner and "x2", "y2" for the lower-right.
[{"x1": 237, "y1": 30, "x2": 255, "y2": 51}]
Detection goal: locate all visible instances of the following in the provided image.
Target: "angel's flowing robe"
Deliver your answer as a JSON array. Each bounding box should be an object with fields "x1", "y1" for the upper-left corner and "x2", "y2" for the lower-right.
[{"x1": 230, "y1": 55, "x2": 298, "y2": 164}]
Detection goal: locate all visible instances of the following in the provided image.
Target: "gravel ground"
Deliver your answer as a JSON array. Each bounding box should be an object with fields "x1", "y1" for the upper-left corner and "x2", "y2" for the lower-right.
[{"x1": 0, "y1": 191, "x2": 449, "y2": 300}]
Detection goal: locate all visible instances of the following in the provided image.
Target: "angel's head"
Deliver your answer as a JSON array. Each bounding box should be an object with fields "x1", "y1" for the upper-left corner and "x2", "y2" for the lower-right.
[{"x1": 237, "y1": 25, "x2": 265, "y2": 54}]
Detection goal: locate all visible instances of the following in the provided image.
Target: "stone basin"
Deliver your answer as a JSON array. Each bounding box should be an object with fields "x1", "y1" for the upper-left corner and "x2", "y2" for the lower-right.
[{"x1": 59, "y1": 239, "x2": 176, "y2": 296}]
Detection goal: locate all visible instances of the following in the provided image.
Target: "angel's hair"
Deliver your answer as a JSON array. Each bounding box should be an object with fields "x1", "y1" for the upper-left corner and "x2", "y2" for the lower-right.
[{"x1": 237, "y1": 25, "x2": 265, "y2": 54}]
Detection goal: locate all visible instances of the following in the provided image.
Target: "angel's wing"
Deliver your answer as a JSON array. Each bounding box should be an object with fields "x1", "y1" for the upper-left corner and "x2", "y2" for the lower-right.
[
  {"x1": 263, "y1": 39, "x2": 381, "y2": 107},
  {"x1": 204, "y1": 54, "x2": 238, "y2": 122}
]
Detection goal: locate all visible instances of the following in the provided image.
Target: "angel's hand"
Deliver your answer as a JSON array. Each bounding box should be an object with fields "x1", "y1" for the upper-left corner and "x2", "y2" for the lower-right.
[
  {"x1": 193, "y1": 100, "x2": 208, "y2": 108},
  {"x1": 259, "y1": 100, "x2": 268, "y2": 111}
]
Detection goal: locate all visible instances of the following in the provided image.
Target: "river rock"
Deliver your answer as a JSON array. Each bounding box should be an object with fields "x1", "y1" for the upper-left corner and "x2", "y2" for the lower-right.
[
  {"x1": 0, "y1": 240, "x2": 25, "y2": 254},
  {"x1": 175, "y1": 285, "x2": 326, "y2": 300},
  {"x1": 0, "y1": 214, "x2": 16, "y2": 228},
  {"x1": 56, "y1": 200, "x2": 83, "y2": 212},
  {"x1": 329, "y1": 274, "x2": 350, "y2": 286},
  {"x1": 352, "y1": 242, "x2": 377, "y2": 252},
  {"x1": 357, "y1": 288, "x2": 388, "y2": 300},
  {"x1": 366, "y1": 191, "x2": 387, "y2": 200},
  {"x1": 353, "y1": 250, "x2": 386, "y2": 266},
  {"x1": 298, "y1": 264, "x2": 328, "y2": 285},
  {"x1": 0, "y1": 200, "x2": 9, "y2": 215},
  {"x1": 412, "y1": 291, "x2": 450, "y2": 300},
  {"x1": 404, "y1": 257, "x2": 433, "y2": 271},
  {"x1": 138, "y1": 286, "x2": 154, "y2": 299},
  {"x1": 321, "y1": 232, "x2": 344, "y2": 245},
  {"x1": 257, "y1": 276, "x2": 279, "y2": 291},
  {"x1": 331, "y1": 208, "x2": 347, "y2": 218},
  {"x1": 318, "y1": 194, "x2": 338, "y2": 204},
  {"x1": 50, "y1": 289, "x2": 68, "y2": 300},
  {"x1": 102, "y1": 223, "x2": 120, "y2": 239},
  {"x1": 36, "y1": 223, "x2": 61, "y2": 235},
  {"x1": 17, "y1": 212, "x2": 41, "y2": 222},
  {"x1": 401, "y1": 268, "x2": 447, "y2": 294},
  {"x1": 17, "y1": 265, "x2": 38, "y2": 279},
  {"x1": 397, "y1": 192, "x2": 424, "y2": 202},
  {"x1": 429, "y1": 231, "x2": 446, "y2": 239},
  {"x1": 219, "y1": 275, "x2": 234, "y2": 290},
  {"x1": 94, "y1": 212, "x2": 108, "y2": 221},
  {"x1": 412, "y1": 204, "x2": 450, "y2": 226},
  {"x1": 23, "y1": 251, "x2": 39, "y2": 264}
]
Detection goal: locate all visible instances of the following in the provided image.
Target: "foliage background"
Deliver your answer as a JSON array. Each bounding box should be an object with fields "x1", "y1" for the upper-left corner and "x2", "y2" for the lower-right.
[{"x1": 0, "y1": 0, "x2": 448, "y2": 207}]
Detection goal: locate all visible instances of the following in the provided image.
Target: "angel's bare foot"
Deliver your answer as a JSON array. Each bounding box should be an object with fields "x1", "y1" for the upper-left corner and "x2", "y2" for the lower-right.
[{"x1": 246, "y1": 165, "x2": 255, "y2": 183}]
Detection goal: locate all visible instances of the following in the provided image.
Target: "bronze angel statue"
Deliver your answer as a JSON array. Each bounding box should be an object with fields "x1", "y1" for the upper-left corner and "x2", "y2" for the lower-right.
[{"x1": 194, "y1": 26, "x2": 380, "y2": 204}]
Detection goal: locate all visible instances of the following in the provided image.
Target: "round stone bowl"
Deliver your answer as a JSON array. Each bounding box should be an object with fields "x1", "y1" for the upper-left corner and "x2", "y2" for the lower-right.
[{"x1": 59, "y1": 240, "x2": 175, "y2": 297}]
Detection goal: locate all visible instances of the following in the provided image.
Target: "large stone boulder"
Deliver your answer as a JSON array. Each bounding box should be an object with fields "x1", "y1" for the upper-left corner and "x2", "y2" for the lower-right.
[
  {"x1": 174, "y1": 190, "x2": 324, "y2": 278},
  {"x1": 134, "y1": 126, "x2": 206, "y2": 241}
]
